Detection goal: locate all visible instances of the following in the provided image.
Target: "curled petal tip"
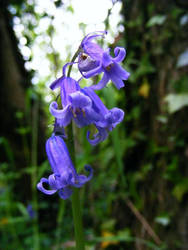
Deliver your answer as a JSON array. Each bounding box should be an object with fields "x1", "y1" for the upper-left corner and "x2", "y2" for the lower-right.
[
  {"x1": 84, "y1": 165, "x2": 93, "y2": 180},
  {"x1": 38, "y1": 135, "x2": 93, "y2": 199},
  {"x1": 37, "y1": 178, "x2": 57, "y2": 195},
  {"x1": 71, "y1": 165, "x2": 93, "y2": 188},
  {"x1": 62, "y1": 62, "x2": 78, "y2": 76},
  {"x1": 50, "y1": 76, "x2": 64, "y2": 90},
  {"x1": 49, "y1": 101, "x2": 72, "y2": 127},
  {"x1": 113, "y1": 47, "x2": 126, "y2": 63},
  {"x1": 87, "y1": 128, "x2": 108, "y2": 146},
  {"x1": 105, "y1": 108, "x2": 124, "y2": 125}
]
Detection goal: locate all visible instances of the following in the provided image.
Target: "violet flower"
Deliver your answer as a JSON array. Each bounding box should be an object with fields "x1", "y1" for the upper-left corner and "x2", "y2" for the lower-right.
[
  {"x1": 27, "y1": 204, "x2": 35, "y2": 219},
  {"x1": 49, "y1": 80, "x2": 101, "y2": 128},
  {"x1": 50, "y1": 76, "x2": 124, "y2": 145},
  {"x1": 49, "y1": 63, "x2": 101, "y2": 128},
  {"x1": 37, "y1": 135, "x2": 93, "y2": 199},
  {"x1": 49, "y1": 61, "x2": 124, "y2": 145},
  {"x1": 78, "y1": 31, "x2": 130, "y2": 90},
  {"x1": 82, "y1": 87, "x2": 124, "y2": 145}
]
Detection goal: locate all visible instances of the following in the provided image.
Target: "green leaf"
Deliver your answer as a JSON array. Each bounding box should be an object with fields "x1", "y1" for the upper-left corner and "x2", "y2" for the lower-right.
[
  {"x1": 172, "y1": 178, "x2": 188, "y2": 201},
  {"x1": 67, "y1": 5, "x2": 74, "y2": 13},
  {"x1": 101, "y1": 219, "x2": 116, "y2": 231},
  {"x1": 15, "y1": 126, "x2": 31, "y2": 135},
  {"x1": 16, "y1": 203, "x2": 28, "y2": 217},
  {"x1": 147, "y1": 15, "x2": 166, "y2": 27},
  {"x1": 165, "y1": 94, "x2": 188, "y2": 113}
]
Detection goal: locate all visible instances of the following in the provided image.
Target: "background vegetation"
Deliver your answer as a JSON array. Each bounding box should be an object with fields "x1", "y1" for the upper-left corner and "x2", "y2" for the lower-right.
[{"x1": 0, "y1": 0, "x2": 188, "y2": 249}]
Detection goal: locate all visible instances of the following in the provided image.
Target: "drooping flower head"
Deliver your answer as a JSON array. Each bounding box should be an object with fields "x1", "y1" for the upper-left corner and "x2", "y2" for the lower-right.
[
  {"x1": 78, "y1": 31, "x2": 130, "y2": 90},
  {"x1": 80, "y1": 31, "x2": 106, "y2": 61},
  {"x1": 78, "y1": 31, "x2": 106, "y2": 76},
  {"x1": 49, "y1": 63, "x2": 101, "y2": 128},
  {"x1": 49, "y1": 64, "x2": 124, "y2": 145},
  {"x1": 37, "y1": 135, "x2": 93, "y2": 199},
  {"x1": 82, "y1": 87, "x2": 124, "y2": 145}
]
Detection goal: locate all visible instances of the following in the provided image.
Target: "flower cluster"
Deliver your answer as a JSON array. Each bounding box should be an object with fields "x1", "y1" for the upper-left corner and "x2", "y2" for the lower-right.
[{"x1": 37, "y1": 31, "x2": 130, "y2": 199}]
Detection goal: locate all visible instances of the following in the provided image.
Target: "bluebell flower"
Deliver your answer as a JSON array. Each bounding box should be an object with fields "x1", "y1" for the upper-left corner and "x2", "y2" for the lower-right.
[
  {"x1": 49, "y1": 63, "x2": 101, "y2": 128},
  {"x1": 49, "y1": 63, "x2": 124, "y2": 145},
  {"x1": 37, "y1": 135, "x2": 93, "y2": 199},
  {"x1": 78, "y1": 31, "x2": 130, "y2": 90},
  {"x1": 78, "y1": 31, "x2": 106, "y2": 70},
  {"x1": 82, "y1": 87, "x2": 124, "y2": 145},
  {"x1": 49, "y1": 78, "x2": 101, "y2": 128},
  {"x1": 49, "y1": 78, "x2": 124, "y2": 145},
  {"x1": 27, "y1": 204, "x2": 35, "y2": 219}
]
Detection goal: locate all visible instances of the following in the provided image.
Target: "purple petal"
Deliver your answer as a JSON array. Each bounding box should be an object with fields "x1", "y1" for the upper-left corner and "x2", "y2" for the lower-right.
[
  {"x1": 81, "y1": 31, "x2": 107, "y2": 61},
  {"x1": 27, "y1": 204, "x2": 35, "y2": 219},
  {"x1": 72, "y1": 165, "x2": 93, "y2": 187},
  {"x1": 102, "y1": 51, "x2": 112, "y2": 67},
  {"x1": 112, "y1": 63, "x2": 130, "y2": 80},
  {"x1": 112, "y1": 47, "x2": 126, "y2": 63},
  {"x1": 87, "y1": 127, "x2": 108, "y2": 146},
  {"x1": 62, "y1": 62, "x2": 77, "y2": 76},
  {"x1": 48, "y1": 174, "x2": 59, "y2": 189},
  {"x1": 49, "y1": 101, "x2": 72, "y2": 127},
  {"x1": 105, "y1": 108, "x2": 124, "y2": 127},
  {"x1": 61, "y1": 77, "x2": 80, "y2": 107},
  {"x1": 82, "y1": 42, "x2": 104, "y2": 60},
  {"x1": 73, "y1": 115, "x2": 90, "y2": 128},
  {"x1": 80, "y1": 60, "x2": 103, "y2": 78},
  {"x1": 68, "y1": 91, "x2": 92, "y2": 108},
  {"x1": 48, "y1": 173, "x2": 68, "y2": 190},
  {"x1": 85, "y1": 30, "x2": 107, "y2": 40},
  {"x1": 95, "y1": 119, "x2": 108, "y2": 128},
  {"x1": 55, "y1": 117, "x2": 71, "y2": 128},
  {"x1": 50, "y1": 76, "x2": 64, "y2": 90},
  {"x1": 59, "y1": 172, "x2": 73, "y2": 186},
  {"x1": 82, "y1": 87, "x2": 108, "y2": 115},
  {"x1": 90, "y1": 73, "x2": 110, "y2": 90},
  {"x1": 78, "y1": 53, "x2": 100, "y2": 72},
  {"x1": 84, "y1": 107, "x2": 102, "y2": 122},
  {"x1": 37, "y1": 135, "x2": 93, "y2": 199},
  {"x1": 58, "y1": 187, "x2": 73, "y2": 200},
  {"x1": 46, "y1": 136, "x2": 76, "y2": 176},
  {"x1": 37, "y1": 178, "x2": 57, "y2": 195},
  {"x1": 81, "y1": 31, "x2": 107, "y2": 45},
  {"x1": 108, "y1": 72, "x2": 125, "y2": 89}
]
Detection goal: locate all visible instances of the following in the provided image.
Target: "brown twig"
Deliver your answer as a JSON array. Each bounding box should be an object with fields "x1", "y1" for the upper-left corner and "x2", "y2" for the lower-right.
[{"x1": 126, "y1": 199, "x2": 162, "y2": 245}]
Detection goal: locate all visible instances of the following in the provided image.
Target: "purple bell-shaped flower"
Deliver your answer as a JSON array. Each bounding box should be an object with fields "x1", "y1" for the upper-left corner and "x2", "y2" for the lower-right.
[
  {"x1": 49, "y1": 63, "x2": 101, "y2": 128},
  {"x1": 82, "y1": 87, "x2": 124, "y2": 145},
  {"x1": 37, "y1": 135, "x2": 93, "y2": 199},
  {"x1": 78, "y1": 31, "x2": 130, "y2": 90}
]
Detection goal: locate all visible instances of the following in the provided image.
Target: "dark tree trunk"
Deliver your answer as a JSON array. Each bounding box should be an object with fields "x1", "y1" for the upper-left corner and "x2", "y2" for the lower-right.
[{"x1": 0, "y1": 2, "x2": 46, "y2": 200}]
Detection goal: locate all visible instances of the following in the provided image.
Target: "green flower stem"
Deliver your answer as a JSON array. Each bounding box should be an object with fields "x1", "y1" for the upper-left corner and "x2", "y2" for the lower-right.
[
  {"x1": 66, "y1": 50, "x2": 85, "y2": 250},
  {"x1": 67, "y1": 121, "x2": 85, "y2": 250},
  {"x1": 71, "y1": 188, "x2": 85, "y2": 250},
  {"x1": 55, "y1": 199, "x2": 65, "y2": 250},
  {"x1": 67, "y1": 47, "x2": 81, "y2": 77}
]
